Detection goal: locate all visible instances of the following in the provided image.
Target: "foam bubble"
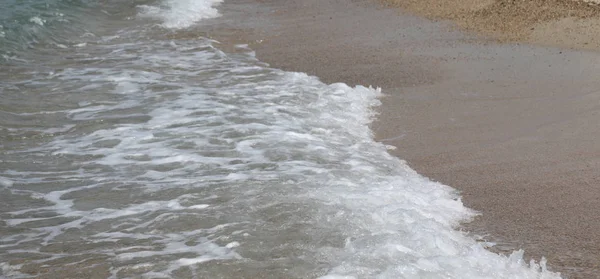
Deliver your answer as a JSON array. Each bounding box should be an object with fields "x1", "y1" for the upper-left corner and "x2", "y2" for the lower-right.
[
  {"x1": 29, "y1": 16, "x2": 45, "y2": 26},
  {"x1": 0, "y1": 177, "x2": 13, "y2": 187},
  {"x1": 189, "y1": 204, "x2": 210, "y2": 209},
  {"x1": 138, "y1": 0, "x2": 223, "y2": 29}
]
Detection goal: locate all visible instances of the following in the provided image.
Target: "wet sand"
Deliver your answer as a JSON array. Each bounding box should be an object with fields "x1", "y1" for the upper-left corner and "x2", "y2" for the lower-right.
[{"x1": 211, "y1": 0, "x2": 600, "y2": 277}]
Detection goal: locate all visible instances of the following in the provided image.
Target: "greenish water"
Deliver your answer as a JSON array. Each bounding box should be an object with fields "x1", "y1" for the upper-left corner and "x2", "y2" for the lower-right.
[{"x1": 0, "y1": 0, "x2": 146, "y2": 63}]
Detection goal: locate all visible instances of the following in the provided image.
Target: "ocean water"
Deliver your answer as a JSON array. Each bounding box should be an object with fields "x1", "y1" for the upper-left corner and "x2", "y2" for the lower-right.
[{"x1": 0, "y1": 0, "x2": 561, "y2": 278}]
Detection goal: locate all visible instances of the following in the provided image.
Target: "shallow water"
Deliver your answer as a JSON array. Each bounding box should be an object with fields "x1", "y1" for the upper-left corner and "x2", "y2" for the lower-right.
[{"x1": 0, "y1": 0, "x2": 562, "y2": 278}]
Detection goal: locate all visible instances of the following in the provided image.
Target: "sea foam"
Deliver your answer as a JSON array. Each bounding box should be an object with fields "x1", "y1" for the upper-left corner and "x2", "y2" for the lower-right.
[{"x1": 138, "y1": 0, "x2": 223, "y2": 29}]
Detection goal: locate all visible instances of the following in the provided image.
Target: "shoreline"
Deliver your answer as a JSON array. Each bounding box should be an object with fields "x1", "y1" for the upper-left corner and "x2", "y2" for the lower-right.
[{"x1": 209, "y1": 0, "x2": 600, "y2": 277}]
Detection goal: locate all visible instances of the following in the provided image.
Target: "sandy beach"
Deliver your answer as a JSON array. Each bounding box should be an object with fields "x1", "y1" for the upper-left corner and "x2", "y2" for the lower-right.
[
  {"x1": 384, "y1": 0, "x2": 600, "y2": 50},
  {"x1": 211, "y1": 0, "x2": 600, "y2": 277}
]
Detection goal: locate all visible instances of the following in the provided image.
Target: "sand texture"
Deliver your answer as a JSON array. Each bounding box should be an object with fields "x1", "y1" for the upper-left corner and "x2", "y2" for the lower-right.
[
  {"x1": 383, "y1": 0, "x2": 600, "y2": 50},
  {"x1": 210, "y1": 0, "x2": 600, "y2": 277}
]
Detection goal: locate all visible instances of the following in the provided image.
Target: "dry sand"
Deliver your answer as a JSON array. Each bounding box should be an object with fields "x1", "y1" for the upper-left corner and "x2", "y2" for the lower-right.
[
  {"x1": 384, "y1": 0, "x2": 600, "y2": 51},
  {"x1": 210, "y1": 0, "x2": 600, "y2": 278}
]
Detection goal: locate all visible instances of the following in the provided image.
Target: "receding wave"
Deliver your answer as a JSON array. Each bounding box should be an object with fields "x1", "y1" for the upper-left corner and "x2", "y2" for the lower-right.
[{"x1": 137, "y1": 0, "x2": 223, "y2": 29}]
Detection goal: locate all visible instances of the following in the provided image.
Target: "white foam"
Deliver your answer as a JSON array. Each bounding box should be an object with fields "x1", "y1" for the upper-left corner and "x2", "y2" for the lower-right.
[
  {"x1": 29, "y1": 16, "x2": 45, "y2": 26},
  {"x1": 189, "y1": 204, "x2": 210, "y2": 209},
  {"x1": 0, "y1": 176, "x2": 13, "y2": 187},
  {"x1": 0, "y1": 262, "x2": 23, "y2": 277},
  {"x1": 138, "y1": 0, "x2": 223, "y2": 29},
  {"x1": 225, "y1": 241, "x2": 240, "y2": 248}
]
